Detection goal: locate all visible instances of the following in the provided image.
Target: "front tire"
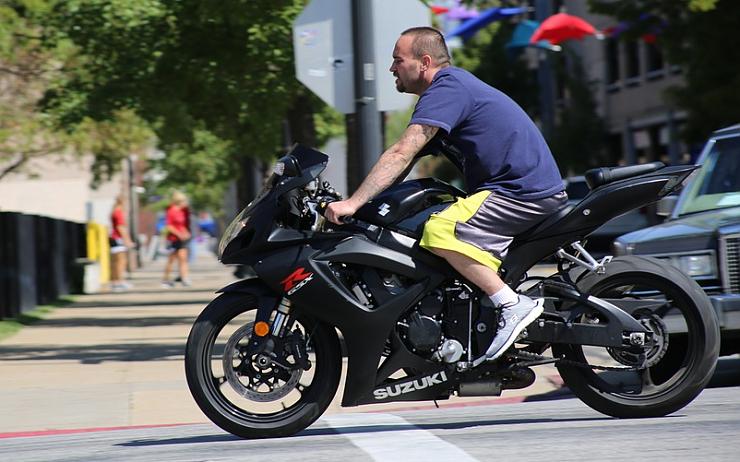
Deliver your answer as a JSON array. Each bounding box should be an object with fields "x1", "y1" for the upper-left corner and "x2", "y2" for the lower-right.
[
  {"x1": 185, "y1": 292, "x2": 341, "y2": 438},
  {"x1": 553, "y1": 256, "x2": 720, "y2": 418}
]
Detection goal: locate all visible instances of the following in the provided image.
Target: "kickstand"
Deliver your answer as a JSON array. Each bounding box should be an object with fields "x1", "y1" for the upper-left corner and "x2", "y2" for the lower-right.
[{"x1": 433, "y1": 400, "x2": 439, "y2": 409}]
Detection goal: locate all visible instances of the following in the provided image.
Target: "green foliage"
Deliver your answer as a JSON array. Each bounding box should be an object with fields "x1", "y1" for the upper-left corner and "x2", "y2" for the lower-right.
[
  {"x1": 33, "y1": 0, "x2": 343, "y2": 205},
  {"x1": 69, "y1": 108, "x2": 156, "y2": 187},
  {"x1": 589, "y1": 0, "x2": 738, "y2": 144},
  {"x1": 0, "y1": 0, "x2": 163, "y2": 185},
  {"x1": 147, "y1": 126, "x2": 233, "y2": 213},
  {"x1": 0, "y1": 302, "x2": 68, "y2": 342},
  {"x1": 314, "y1": 104, "x2": 346, "y2": 148},
  {"x1": 0, "y1": 1, "x2": 69, "y2": 180},
  {"x1": 548, "y1": 52, "x2": 607, "y2": 174}
]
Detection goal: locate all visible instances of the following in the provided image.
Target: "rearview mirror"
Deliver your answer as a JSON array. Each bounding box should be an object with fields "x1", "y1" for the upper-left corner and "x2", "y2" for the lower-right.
[{"x1": 656, "y1": 195, "x2": 678, "y2": 217}]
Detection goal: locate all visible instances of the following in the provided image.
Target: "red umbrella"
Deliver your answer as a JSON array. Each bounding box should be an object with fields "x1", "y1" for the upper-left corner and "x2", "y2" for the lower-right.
[
  {"x1": 530, "y1": 13, "x2": 602, "y2": 45},
  {"x1": 431, "y1": 6, "x2": 449, "y2": 15}
]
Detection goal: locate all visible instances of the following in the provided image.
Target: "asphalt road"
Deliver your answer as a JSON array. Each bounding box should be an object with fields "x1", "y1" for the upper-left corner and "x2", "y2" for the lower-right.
[{"x1": 2, "y1": 386, "x2": 739, "y2": 462}]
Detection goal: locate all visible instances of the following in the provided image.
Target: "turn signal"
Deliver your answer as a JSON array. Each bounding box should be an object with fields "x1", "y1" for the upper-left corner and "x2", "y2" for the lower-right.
[{"x1": 254, "y1": 321, "x2": 270, "y2": 337}]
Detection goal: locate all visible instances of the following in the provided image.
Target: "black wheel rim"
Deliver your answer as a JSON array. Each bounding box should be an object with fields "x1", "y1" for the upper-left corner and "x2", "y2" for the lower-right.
[
  {"x1": 567, "y1": 273, "x2": 705, "y2": 402},
  {"x1": 199, "y1": 307, "x2": 326, "y2": 424}
]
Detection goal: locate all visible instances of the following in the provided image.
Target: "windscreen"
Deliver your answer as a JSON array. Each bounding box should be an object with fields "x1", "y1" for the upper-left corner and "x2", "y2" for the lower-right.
[{"x1": 677, "y1": 136, "x2": 740, "y2": 215}]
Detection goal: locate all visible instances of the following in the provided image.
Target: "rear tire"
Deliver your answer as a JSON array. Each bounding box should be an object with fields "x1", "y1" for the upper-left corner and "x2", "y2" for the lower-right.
[
  {"x1": 553, "y1": 256, "x2": 720, "y2": 418},
  {"x1": 185, "y1": 292, "x2": 341, "y2": 438}
]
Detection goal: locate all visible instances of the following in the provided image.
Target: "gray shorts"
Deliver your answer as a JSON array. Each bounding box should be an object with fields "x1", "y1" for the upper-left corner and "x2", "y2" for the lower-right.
[{"x1": 420, "y1": 190, "x2": 567, "y2": 270}]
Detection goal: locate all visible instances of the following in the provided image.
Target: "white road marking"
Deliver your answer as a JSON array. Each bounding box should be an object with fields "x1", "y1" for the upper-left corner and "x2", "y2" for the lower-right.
[{"x1": 321, "y1": 413, "x2": 478, "y2": 462}]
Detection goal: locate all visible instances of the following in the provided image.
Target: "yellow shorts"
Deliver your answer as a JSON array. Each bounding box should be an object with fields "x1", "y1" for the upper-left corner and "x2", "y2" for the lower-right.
[{"x1": 420, "y1": 190, "x2": 567, "y2": 272}]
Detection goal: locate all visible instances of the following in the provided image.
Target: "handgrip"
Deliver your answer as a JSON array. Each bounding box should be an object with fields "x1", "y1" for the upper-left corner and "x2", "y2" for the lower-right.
[{"x1": 316, "y1": 199, "x2": 355, "y2": 224}]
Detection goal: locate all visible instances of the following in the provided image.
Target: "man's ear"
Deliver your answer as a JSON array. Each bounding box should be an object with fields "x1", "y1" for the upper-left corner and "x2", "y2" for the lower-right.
[{"x1": 421, "y1": 54, "x2": 432, "y2": 70}]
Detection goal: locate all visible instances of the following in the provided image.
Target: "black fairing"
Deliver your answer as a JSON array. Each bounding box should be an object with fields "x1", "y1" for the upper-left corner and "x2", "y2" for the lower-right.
[
  {"x1": 251, "y1": 234, "x2": 450, "y2": 406},
  {"x1": 220, "y1": 145, "x2": 329, "y2": 265},
  {"x1": 354, "y1": 178, "x2": 464, "y2": 235}
]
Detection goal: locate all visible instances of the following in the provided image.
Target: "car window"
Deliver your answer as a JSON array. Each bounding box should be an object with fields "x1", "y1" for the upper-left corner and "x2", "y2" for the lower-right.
[{"x1": 678, "y1": 136, "x2": 740, "y2": 215}]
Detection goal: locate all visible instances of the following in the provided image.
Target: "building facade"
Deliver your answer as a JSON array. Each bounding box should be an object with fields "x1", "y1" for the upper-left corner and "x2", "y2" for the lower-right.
[{"x1": 538, "y1": 0, "x2": 689, "y2": 167}]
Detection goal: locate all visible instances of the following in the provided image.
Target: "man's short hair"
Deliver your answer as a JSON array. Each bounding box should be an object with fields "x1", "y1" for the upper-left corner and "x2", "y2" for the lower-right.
[{"x1": 401, "y1": 26, "x2": 450, "y2": 66}]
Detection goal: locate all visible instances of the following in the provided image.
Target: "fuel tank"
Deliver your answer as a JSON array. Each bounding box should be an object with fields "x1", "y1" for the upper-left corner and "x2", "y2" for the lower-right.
[{"x1": 353, "y1": 178, "x2": 464, "y2": 236}]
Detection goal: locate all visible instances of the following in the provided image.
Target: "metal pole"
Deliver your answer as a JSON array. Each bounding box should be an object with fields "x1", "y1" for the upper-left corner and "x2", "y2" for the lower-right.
[
  {"x1": 127, "y1": 155, "x2": 141, "y2": 268},
  {"x1": 535, "y1": 0, "x2": 555, "y2": 140},
  {"x1": 351, "y1": 0, "x2": 383, "y2": 188}
]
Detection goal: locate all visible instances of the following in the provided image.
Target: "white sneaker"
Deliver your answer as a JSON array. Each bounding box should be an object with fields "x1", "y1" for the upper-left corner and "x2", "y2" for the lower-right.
[
  {"x1": 485, "y1": 295, "x2": 544, "y2": 361},
  {"x1": 161, "y1": 280, "x2": 175, "y2": 288}
]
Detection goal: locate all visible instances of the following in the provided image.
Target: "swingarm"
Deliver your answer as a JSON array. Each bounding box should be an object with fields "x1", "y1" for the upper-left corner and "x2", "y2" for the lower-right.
[{"x1": 525, "y1": 280, "x2": 652, "y2": 349}]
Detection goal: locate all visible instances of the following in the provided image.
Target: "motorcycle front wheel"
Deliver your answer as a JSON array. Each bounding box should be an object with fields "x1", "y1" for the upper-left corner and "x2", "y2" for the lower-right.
[
  {"x1": 185, "y1": 292, "x2": 341, "y2": 438},
  {"x1": 552, "y1": 256, "x2": 720, "y2": 418}
]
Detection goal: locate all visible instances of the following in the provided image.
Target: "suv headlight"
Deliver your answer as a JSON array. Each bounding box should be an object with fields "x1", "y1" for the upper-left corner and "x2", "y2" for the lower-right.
[{"x1": 677, "y1": 254, "x2": 715, "y2": 277}]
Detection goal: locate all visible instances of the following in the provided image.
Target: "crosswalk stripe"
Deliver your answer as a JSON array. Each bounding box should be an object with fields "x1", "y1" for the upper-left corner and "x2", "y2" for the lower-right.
[{"x1": 321, "y1": 413, "x2": 478, "y2": 462}]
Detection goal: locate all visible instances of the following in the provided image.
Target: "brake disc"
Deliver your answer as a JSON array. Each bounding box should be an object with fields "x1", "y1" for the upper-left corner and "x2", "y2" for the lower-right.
[{"x1": 222, "y1": 322, "x2": 302, "y2": 402}]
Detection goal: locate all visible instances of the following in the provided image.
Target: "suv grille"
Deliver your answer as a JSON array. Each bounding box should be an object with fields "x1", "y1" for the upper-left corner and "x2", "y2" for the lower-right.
[{"x1": 720, "y1": 234, "x2": 740, "y2": 293}]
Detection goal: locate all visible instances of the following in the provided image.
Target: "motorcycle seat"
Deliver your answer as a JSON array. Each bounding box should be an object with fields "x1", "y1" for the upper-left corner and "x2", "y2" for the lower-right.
[
  {"x1": 584, "y1": 162, "x2": 665, "y2": 189},
  {"x1": 515, "y1": 202, "x2": 575, "y2": 242}
]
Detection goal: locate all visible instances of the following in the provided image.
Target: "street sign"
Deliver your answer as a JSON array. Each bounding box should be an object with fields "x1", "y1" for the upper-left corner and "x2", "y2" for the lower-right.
[
  {"x1": 293, "y1": 0, "x2": 430, "y2": 114},
  {"x1": 293, "y1": 0, "x2": 354, "y2": 114}
]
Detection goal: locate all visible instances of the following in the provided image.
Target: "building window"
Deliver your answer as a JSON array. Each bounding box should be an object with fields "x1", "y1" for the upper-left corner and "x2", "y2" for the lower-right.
[
  {"x1": 624, "y1": 40, "x2": 640, "y2": 86},
  {"x1": 646, "y1": 42, "x2": 664, "y2": 80},
  {"x1": 606, "y1": 38, "x2": 620, "y2": 91}
]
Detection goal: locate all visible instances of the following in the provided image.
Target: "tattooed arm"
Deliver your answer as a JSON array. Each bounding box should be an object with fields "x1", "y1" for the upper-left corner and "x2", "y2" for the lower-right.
[{"x1": 325, "y1": 124, "x2": 439, "y2": 224}]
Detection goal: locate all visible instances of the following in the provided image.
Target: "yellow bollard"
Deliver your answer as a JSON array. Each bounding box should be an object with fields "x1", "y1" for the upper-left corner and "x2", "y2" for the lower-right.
[{"x1": 86, "y1": 222, "x2": 111, "y2": 284}]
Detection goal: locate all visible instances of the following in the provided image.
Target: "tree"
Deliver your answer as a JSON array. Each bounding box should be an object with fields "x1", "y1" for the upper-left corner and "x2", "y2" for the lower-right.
[
  {"x1": 548, "y1": 51, "x2": 608, "y2": 174},
  {"x1": 36, "y1": 0, "x2": 341, "y2": 210},
  {"x1": 0, "y1": 1, "x2": 69, "y2": 181},
  {"x1": 589, "y1": 0, "x2": 739, "y2": 144},
  {"x1": 0, "y1": 1, "x2": 158, "y2": 185}
]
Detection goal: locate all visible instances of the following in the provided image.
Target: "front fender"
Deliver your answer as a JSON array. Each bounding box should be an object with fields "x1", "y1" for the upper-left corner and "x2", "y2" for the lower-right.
[{"x1": 217, "y1": 278, "x2": 279, "y2": 323}]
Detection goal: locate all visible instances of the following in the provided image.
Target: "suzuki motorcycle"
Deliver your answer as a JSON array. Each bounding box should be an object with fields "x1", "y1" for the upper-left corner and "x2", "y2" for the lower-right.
[{"x1": 185, "y1": 143, "x2": 720, "y2": 439}]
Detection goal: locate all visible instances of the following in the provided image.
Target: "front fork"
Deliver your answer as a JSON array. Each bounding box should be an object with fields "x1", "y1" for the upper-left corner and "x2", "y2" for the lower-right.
[
  {"x1": 270, "y1": 297, "x2": 293, "y2": 336},
  {"x1": 252, "y1": 297, "x2": 312, "y2": 371}
]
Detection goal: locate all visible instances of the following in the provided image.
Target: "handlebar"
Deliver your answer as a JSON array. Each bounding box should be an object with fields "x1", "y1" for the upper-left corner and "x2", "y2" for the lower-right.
[{"x1": 316, "y1": 198, "x2": 355, "y2": 225}]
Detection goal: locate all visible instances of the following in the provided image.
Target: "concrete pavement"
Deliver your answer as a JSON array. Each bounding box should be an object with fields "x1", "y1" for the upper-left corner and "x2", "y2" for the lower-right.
[{"x1": 0, "y1": 246, "x2": 564, "y2": 434}]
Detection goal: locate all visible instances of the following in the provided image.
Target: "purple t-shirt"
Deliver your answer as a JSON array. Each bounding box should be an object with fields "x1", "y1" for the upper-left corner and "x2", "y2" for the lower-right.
[{"x1": 410, "y1": 67, "x2": 563, "y2": 200}]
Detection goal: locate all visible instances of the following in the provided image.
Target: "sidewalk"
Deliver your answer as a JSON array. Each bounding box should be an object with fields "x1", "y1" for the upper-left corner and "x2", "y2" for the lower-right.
[{"x1": 0, "y1": 247, "x2": 564, "y2": 434}]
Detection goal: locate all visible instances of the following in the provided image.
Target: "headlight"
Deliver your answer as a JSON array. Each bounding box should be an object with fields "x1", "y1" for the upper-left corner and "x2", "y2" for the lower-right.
[
  {"x1": 677, "y1": 254, "x2": 714, "y2": 277},
  {"x1": 218, "y1": 212, "x2": 250, "y2": 257}
]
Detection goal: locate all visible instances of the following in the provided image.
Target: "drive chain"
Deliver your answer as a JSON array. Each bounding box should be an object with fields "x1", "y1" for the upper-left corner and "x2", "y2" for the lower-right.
[{"x1": 510, "y1": 349, "x2": 641, "y2": 372}]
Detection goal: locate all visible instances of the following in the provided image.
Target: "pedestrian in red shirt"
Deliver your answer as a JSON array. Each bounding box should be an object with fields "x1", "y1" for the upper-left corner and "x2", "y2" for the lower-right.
[
  {"x1": 162, "y1": 191, "x2": 192, "y2": 287},
  {"x1": 110, "y1": 196, "x2": 134, "y2": 291}
]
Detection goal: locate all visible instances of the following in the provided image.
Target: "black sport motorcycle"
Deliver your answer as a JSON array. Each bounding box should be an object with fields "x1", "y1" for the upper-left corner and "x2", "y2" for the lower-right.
[{"x1": 185, "y1": 143, "x2": 720, "y2": 439}]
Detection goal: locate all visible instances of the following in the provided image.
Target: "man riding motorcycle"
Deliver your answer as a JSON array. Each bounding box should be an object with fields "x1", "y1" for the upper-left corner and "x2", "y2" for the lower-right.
[{"x1": 327, "y1": 26, "x2": 568, "y2": 363}]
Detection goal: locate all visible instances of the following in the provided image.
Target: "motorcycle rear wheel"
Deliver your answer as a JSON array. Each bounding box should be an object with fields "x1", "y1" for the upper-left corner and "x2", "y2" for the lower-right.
[
  {"x1": 185, "y1": 292, "x2": 341, "y2": 438},
  {"x1": 552, "y1": 256, "x2": 720, "y2": 418}
]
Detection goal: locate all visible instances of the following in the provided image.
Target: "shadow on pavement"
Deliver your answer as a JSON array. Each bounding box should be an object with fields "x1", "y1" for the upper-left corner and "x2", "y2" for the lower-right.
[
  {"x1": 119, "y1": 433, "x2": 241, "y2": 447},
  {"x1": 0, "y1": 342, "x2": 186, "y2": 363},
  {"x1": 15, "y1": 315, "x2": 195, "y2": 329},
  {"x1": 119, "y1": 415, "x2": 614, "y2": 446},
  {"x1": 524, "y1": 387, "x2": 573, "y2": 402},
  {"x1": 65, "y1": 299, "x2": 215, "y2": 309}
]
